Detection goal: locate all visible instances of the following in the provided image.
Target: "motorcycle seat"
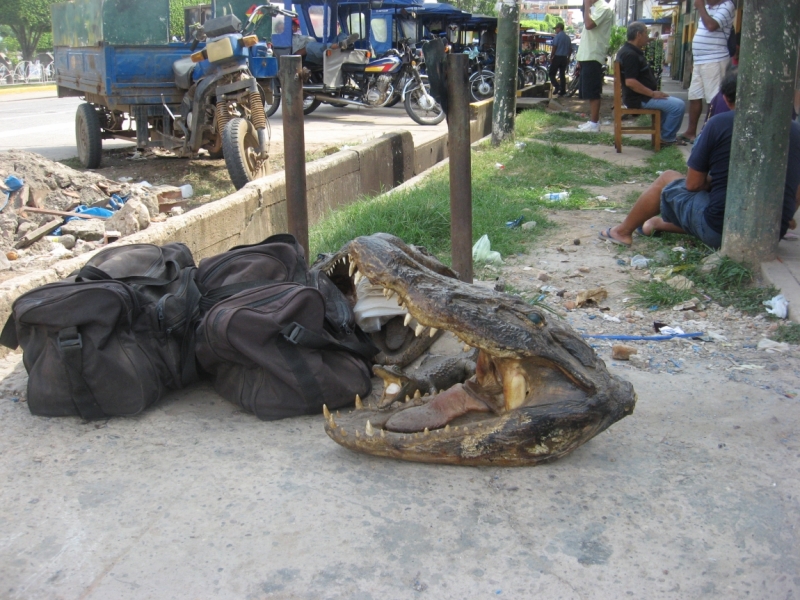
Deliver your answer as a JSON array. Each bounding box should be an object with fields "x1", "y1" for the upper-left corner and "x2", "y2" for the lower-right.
[{"x1": 173, "y1": 57, "x2": 196, "y2": 90}]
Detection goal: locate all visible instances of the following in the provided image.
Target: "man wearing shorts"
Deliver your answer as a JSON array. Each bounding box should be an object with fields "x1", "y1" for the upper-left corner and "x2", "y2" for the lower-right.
[
  {"x1": 599, "y1": 72, "x2": 800, "y2": 249},
  {"x1": 678, "y1": 0, "x2": 735, "y2": 143},
  {"x1": 575, "y1": 0, "x2": 613, "y2": 132}
]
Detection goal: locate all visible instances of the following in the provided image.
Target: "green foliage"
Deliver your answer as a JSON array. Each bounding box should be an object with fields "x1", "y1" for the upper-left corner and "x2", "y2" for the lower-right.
[
  {"x1": 169, "y1": 0, "x2": 199, "y2": 39},
  {"x1": 447, "y1": 0, "x2": 497, "y2": 17},
  {"x1": 607, "y1": 24, "x2": 627, "y2": 57},
  {"x1": 0, "y1": 0, "x2": 56, "y2": 60}
]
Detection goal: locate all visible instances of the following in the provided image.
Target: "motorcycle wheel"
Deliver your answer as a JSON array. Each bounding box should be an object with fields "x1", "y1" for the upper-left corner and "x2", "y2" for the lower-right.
[
  {"x1": 468, "y1": 70, "x2": 495, "y2": 102},
  {"x1": 303, "y1": 94, "x2": 321, "y2": 115},
  {"x1": 264, "y1": 79, "x2": 281, "y2": 118},
  {"x1": 76, "y1": 102, "x2": 102, "y2": 169},
  {"x1": 222, "y1": 117, "x2": 269, "y2": 190},
  {"x1": 385, "y1": 94, "x2": 402, "y2": 108},
  {"x1": 404, "y1": 77, "x2": 445, "y2": 126},
  {"x1": 567, "y1": 73, "x2": 580, "y2": 97},
  {"x1": 535, "y1": 66, "x2": 548, "y2": 86}
]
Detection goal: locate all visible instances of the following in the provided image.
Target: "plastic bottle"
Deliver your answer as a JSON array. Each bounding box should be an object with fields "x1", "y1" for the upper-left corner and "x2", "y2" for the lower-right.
[
  {"x1": 541, "y1": 192, "x2": 570, "y2": 201},
  {"x1": 180, "y1": 184, "x2": 194, "y2": 198}
]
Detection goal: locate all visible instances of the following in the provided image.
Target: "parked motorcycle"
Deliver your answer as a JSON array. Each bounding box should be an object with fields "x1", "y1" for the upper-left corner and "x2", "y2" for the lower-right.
[
  {"x1": 266, "y1": 38, "x2": 445, "y2": 125},
  {"x1": 171, "y1": 4, "x2": 295, "y2": 189}
]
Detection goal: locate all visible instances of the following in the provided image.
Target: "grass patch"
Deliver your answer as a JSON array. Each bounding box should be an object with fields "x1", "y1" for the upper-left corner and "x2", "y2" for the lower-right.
[
  {"x1": 771, "y1": 323, "x2": 800, "y2": 344},
  {"x1": 58, "y1": 157, "x2": 83, "y2": 169},
  {"x1": 628, "y1": 236, "x2": 778, "y2": 314},
  {"x1": 535, "y1": 129, "x2": 653, "y2": 149},
  {"x1": 310, "y1": 128, "x2": 650, "y2": 262}
]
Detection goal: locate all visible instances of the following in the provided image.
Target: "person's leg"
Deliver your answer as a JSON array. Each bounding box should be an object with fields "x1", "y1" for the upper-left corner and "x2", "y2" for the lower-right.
[
  {"x1": 680, "y1": 61, "x2": 706, "y2": 140},
  {"x1": 578, "y1": 61, "x2": 602, "y2": 128},
  {"x1": 642, "y1": 96, "x2": 686, "y2": 142},
  {"x1": 605, "y1": 170, "x2": 684, "y2": 245},
  {"x1": 549, "y1": 61, "x2": 559, "y2": 93},
  {"x1": 589, "y1": 98, "x2": 601, "y2": 123},
  {"x1": 557, "y1": 57, "x2": 567, "y2": 95}
]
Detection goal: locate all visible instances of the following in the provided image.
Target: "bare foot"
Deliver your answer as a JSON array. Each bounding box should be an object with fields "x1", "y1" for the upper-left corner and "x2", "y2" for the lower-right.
[
  {"x1": 384, "y1": 384, "x2": 491, "y2": 433},
  {"x1": 606, "y1": 225, "x2": 633, "y2": 247}
]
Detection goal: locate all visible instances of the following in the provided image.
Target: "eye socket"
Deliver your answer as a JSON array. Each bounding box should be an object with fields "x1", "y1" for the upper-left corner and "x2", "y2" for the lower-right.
[{"x1": 527, "y1": 312, "x2": 544, "y2": 326}]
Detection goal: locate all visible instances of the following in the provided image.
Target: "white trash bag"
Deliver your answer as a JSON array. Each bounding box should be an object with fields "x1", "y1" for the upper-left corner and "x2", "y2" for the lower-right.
[
  {"x1": 472, "y1": 234, "x2": 502, "y2": 265},
  {"x1": 763, "y1": 294, "x2": 789, "y2": 319}
]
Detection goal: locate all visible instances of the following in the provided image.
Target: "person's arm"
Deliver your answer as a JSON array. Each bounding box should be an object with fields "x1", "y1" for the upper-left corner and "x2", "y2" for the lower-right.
[
  {"x1": 624, "y1": 77, "x2": 669, "y2": 99},
  {"x1": 583, "y1": 0, "x2": 597, "y2": 30},
  {"x1": 685, "y1": 167, "x2": 711, "y2": 191},
  {"x1": 694, "y1": 0, "x2": 722, "y2": 32}
]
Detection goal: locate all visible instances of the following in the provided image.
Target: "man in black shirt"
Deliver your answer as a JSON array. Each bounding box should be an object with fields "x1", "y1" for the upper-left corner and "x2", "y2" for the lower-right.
[{"x1": 616, "y1": 22, "x2": 686, "y2": 145}]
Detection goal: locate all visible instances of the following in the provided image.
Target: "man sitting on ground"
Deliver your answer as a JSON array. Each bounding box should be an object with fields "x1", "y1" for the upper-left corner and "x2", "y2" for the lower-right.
[
  {"x1": 598, "y1": 71, "x2": 800, "y2": 249},
  {"x1": 616, "y1": 22, "x2": 686, "y2": 146}
]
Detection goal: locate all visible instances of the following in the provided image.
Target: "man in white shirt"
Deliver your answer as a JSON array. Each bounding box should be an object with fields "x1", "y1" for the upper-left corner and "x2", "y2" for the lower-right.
[
  {"x1": 678, "y1": 0, "x2": 736, "y2": 143},
  {"x1": 575, "y1": 0, "x2": 613, "y2": 132}
]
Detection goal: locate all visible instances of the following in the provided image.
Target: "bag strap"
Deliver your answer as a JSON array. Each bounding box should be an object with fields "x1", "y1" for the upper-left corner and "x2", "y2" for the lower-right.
[
  {"x1": 280, "y1": 322, "x2": 378, "y2": 361},
  {"x1": 178, "y1": 275, "x2": 202, "y2": 387},
  {"x1": 57, "y1": 327, "x2": 106, "y2": 420}
]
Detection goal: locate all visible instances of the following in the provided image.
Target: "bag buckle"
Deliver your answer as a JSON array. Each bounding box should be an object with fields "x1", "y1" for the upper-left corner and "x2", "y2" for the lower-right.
[
  {"x1": 282, "y1": 323, "x2": 302, "y2": 344},
  {"x1": 58, "y1": 329, "x2": 83, "y2": 350}
]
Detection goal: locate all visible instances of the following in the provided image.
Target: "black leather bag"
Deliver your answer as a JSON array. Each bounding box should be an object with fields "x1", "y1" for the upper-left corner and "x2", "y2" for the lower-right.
[{"x1": 0, "y1": 243, "x2": 201, "y2": 419}]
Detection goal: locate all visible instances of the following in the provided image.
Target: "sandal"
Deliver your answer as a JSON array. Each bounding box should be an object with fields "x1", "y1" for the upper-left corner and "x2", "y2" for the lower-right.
[
  {"x1": 677, "y1": 134, "x2": 695, "y2": 144},
  {"x1": 598, "y1": 227, "x2": 631, "y2": 248}
]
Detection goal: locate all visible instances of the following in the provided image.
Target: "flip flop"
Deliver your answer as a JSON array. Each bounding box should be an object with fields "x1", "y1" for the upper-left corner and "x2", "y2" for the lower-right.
[
  {"x1": 598, "y1": 228, "x2": 631, "y2": 247},
  {"x1": 677, "y1": 134, "x2": 695, "y2": 144},
  {"x1": 662, "y1": 139, "x2": 687, "y2": 147},
  {"x1": 635, "y1": 226, "x2": 661, "y2": 237}
]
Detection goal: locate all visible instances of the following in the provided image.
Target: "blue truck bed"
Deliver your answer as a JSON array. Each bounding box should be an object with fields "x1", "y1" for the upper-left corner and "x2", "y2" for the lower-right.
[{"x1": 54, "y1": 43, "x2": 195, "y2": 108}]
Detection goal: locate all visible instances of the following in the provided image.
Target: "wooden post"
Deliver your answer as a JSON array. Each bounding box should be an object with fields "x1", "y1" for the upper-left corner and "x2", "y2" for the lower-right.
[
  {"x1": 447, "y1": 53, "x2": 473, "y2": 284},
  {"x1": 279, "y1": 55, "x2": 309, "y2": 262},
  {"x1": 721, "y1": 1, "x2": 800, "y2": 267},
  {"x1": 491, "y1": 0, "x2": 519, "y2": 146}
]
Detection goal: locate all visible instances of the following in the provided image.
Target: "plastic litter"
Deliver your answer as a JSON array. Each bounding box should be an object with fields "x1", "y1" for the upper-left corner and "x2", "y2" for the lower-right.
[
  {"x1": 1, "y1": 175, "x2": 24, "y2": 212},
  {"x1": 630, "y1": 254, "x2": 649, "y2": 269},
  {"x1": 757, "y1": 338, "x2": 791, "y2": 353},
  {"x1": 472, "y1": 234, "x2": 503, "y2": 265},
  {"x1": 107, "y1": 194, "x2": 128, "y2": 210},
  {"x1": 495, "y1": 163, "x2": 505, "y2": 170},
  {"x1": 118, "y1": 177, "x2": 133, "y2": 183},
  {"x1": 180, "y1": 184, "x2": 194, "y2": 199},
  {"x1": 505, "y1": 216, "x2": 524, "y2": 228},
  {"x1": 541, "y1": 192, "x2": 570, "y2": 201},
  {"x1": 353, "y1": 278, "x2": 407, "y2": 332},
  {"x1": 659, "y1": 326, "x2": 685, "y2": 335},
  {"x1": 514, "y1": 142, "x2": 527, "y2": 149},
  {"x1": 139, "y1": 180, "x2": 152, "y2": 187},
  {"x1": 763, "y1": 294, "x2": 788, "y2": 319}
]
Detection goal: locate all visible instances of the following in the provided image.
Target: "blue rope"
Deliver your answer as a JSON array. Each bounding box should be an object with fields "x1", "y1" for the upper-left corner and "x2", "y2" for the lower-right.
[{"x1": 581, "y1": 332, "x2": 704, "y2": 341}]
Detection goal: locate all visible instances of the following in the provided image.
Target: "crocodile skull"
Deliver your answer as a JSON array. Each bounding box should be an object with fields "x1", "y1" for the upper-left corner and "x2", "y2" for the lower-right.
[{"x1": 313, "y1": 233, "x2": 636, "y2": 466}]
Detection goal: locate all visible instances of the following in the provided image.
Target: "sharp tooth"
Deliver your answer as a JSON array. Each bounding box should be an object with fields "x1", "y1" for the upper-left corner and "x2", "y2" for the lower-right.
[
  {"x1": 340, "y1": 427, "x2": 347, "y2": 437},
  {"x1": 366, "y1": 420, "x2": 375, "y2": 436},
  {"x1": 323, "y1": 404, "x2": 331, "y2": 420},
  {"x1": 336, "y1": 411, "x2": 340, "y2": 418},
  {"x1": 382, "y1": 288, "x2": 388, "y2": 298},
  {"x1": 429, "y1": 327, "x2": 438, "y2": 337},
  {"x1": 444, "y1": 424, "x2": 450, "y2": 432},
  {"x1": 423, "y1": 427, "x2": 430, "y2": 436},
  {"x1": 380, "y1": 429, "x2": 386, "y2": 438},
  {"x1": 463, "y1": 344, "x2": 471, "y2": 353},
  {"x1": 413, "y1": 389, "x2": 421, "y2": 398},
  {"x1": 414, "y1": 324, "x2": 425, "y2": 336},
  {"x1": 405, "y1": 395, "x2": 411, "y2": 403},
  {"x1": 386, "y1": 289, "x2": 395, "y2": 300},
  {"x1": 431, "y1": 388, "x2": 437, "y2": 395},
  {"x1": 404, "y1": 313, "x2": 413, "y2": 327},
  {"x1": 354, "y1": 271, "x2": 363, "y2": 285},
  {"x1": 330, "y1": 417, "x2": 337, "y2": 428},
  {"x1": 355, "y1": 394, "x2": 363, "y2": 410},
  {"x1": 355, "y1": 430, "x2": 360, "y2": 438},
  {"x1": 348, "y1": 261, "x2": 356, "y2": 277}
]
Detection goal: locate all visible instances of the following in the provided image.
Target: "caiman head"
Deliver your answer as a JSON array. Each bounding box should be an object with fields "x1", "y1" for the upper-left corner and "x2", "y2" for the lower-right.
[{"x1": 313, "y1": 233, "x2": 636, "y2": 466}]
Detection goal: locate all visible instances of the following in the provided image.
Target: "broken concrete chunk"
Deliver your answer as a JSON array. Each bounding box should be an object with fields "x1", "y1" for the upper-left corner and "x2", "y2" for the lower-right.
[
  {"x1": 15, "y1": 218, "x2": 62, "y2": 248},
  {"x1": 104, "y1": 198, "x2": 151, "y2": 237},
  {"x1": 612, "y1": 344, "x2": 638, "y2": 360},
  {"x1": 61, "y1": 219, "x2": 106, "y2": 241}
]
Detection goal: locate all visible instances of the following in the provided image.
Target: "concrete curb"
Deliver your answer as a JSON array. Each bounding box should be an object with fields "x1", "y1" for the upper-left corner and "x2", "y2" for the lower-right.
[{"x1": 0, "y1": 101, "x2": 494, "y2": 349}]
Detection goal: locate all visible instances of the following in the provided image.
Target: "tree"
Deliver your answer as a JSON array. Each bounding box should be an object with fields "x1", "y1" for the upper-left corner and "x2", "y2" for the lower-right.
[
  {"x1": 0, "y1": 0, "x2": 55, "y2": 61},
  {"x1": 447, "y1": 0, "x2": 497, "y2": 18}
]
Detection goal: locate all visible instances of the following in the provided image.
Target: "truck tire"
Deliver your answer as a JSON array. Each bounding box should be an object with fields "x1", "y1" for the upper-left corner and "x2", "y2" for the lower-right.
[
  {"x1": 76, "y1": 103, "x2": 102, "y2": 168},
  {"x1": 222, "y1": 117, "x2": 269, "y2": 190}
]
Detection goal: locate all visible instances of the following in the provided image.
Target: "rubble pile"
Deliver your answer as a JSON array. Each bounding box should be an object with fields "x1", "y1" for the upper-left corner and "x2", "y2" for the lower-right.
[{"x1": 0, "y1": 151, "x2": 186, "y2": 280}]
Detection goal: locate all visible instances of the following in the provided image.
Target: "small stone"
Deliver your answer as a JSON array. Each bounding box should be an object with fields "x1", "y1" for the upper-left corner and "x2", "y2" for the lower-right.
[
  {"x1": 16, "y1": 222, "x2": 36, "y2": 238},
  {"x1": 578, "y1": 266, "x2": 590, "y2": 273},
  {"x1": 170, "y1": 206, "x2": 185, "y2": 216},
  {"x1": 494, "y1": 278, "x2": 506, "y2": 292},
  {"x1": 521, "y1": 221, "x2": 537, "y2": 230},
  {"x1": 699, "y1": 252, "x2": 723, "y2": 274},
  {"x1": 6, "y1": 250, "x2": 19, "y2": 261},
  {"x1": 537, "y1": 272, "x2": 551, "y2": 282},
  {"x1": 573, "y1": 238, "x2": 581, "y2": 245},
  {"x1": 629, "y1": 354, "x2": 649, "y2": 369},
  {"x1": 57, "y1": 234, "x2": 76, "y2": 250},
  {"x1": 61, "y1": 219, "x2": 106, "y2": 241},
  {"x1": 104, "y1": 198, "x2": 150, "y2": 237},
  {"x1": 564, "y1": 300, "x2": 577, "y2": 310},
  {"x1": 612, "y1": 344, "x2": 638, "y2": 360}
]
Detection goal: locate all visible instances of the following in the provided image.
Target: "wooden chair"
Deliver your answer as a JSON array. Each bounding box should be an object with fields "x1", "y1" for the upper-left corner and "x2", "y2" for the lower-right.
[{"x1": 613, "y1": 60, "x2": 661, "y2": 153}]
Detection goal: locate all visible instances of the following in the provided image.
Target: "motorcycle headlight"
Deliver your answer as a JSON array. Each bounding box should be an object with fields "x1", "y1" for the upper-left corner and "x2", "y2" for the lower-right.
[{"x1": 206, "y1": 37, "x2": 235, "y2": 62}]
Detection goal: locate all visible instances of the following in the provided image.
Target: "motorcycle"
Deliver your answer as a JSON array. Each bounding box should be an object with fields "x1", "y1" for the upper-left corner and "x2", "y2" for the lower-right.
[
  {"x1": 170, "y1": 4, "x2": 296, "y2": 189},
  {"x1": 266, "y1": 38, "x2": 445, "y2": 125}
]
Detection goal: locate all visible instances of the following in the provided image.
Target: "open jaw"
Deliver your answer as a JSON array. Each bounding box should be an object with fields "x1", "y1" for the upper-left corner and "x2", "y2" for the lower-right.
[{"x1": 312, "y1": 233, "x2": 636, "y2": 466}]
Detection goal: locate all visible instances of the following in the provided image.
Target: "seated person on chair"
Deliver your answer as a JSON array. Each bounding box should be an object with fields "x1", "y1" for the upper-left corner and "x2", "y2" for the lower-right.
[
  {"x1": 291, "y1": 18, "x2": 358, "y2": 64},
  {"x1": 599, "y1": 71, "x2": 800, "y2": 250},
  {"x1": 616, "y1": 21, "x2": 686, "y2": 146}
]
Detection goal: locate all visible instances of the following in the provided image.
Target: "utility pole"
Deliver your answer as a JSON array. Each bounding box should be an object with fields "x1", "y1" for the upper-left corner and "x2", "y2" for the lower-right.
[
  {"x1": 721, "y1": 1, "x2": 800, "y2": 267},
  {"x1": 491, "y1": 0, "x2": 520, "y2": 146}
]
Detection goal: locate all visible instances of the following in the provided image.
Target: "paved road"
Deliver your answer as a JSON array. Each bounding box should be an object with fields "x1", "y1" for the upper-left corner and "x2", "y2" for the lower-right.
[{"x1": 0, "y1": 89, "x2": 447, "y2": 161}]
